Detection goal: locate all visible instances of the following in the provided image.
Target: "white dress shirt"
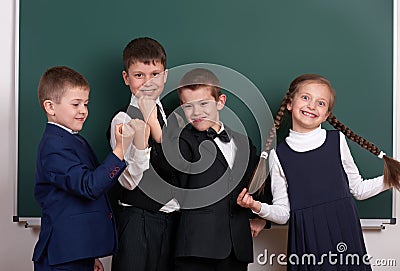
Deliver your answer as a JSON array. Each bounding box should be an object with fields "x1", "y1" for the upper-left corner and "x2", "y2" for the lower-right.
[
  {"x1": 263, "y1": 126, "x2": 389, "y2": 224},
  {"x1": 109, "y1": 95, "x2": 179, "y2": 212},
  {"x1": 214, "y1": 122, "x2": 237, "y2": 169}
]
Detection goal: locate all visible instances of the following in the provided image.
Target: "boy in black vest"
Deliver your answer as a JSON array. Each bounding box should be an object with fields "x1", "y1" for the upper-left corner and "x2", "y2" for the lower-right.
[{"x1": 108, "y1": 37, "x2": 179, "y2": 271}]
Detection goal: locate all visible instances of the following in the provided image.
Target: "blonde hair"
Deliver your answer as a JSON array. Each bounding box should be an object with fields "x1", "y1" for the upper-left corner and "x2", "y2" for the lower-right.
[
  {"x1": 250, "y1": 74, "x2": 400, "y2": 193},
  {"x1": 38, "y1": 66, "x2": 89, "y2": 112}
]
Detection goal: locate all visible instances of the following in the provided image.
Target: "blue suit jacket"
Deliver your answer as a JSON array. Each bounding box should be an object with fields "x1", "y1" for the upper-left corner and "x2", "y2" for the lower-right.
[{"x1": 32, "y1": 123, "x2": 126, "y2": 265}]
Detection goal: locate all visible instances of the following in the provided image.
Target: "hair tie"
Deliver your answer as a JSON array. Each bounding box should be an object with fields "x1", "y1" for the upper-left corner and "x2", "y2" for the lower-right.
[
  {"x1": 260, "y1": 151, "x2": 268, "y2": 159},
  {"x1": 378, "y1": 151, "x2": 386, "y2": 159}
]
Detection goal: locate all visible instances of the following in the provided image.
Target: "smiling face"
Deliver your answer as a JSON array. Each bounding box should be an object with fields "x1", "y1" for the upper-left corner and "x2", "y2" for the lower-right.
[
  {"x1": 122, "y1": 61, "x2": 167, "y2": 100},
  {"x1": 179, "y1": 86, "x2": 226, "y2": 132},
  {"x1": 287, "y1": 82, "x2": 332, "y2": 133},
  {"x1": 45, "y1": 87, "x2": 89, "y2": 132}
]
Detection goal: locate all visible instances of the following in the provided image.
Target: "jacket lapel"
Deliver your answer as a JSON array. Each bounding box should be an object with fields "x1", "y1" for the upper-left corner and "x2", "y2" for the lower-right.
[
  {"x1": 191, "y1": 127, "x2": 229, "y2": 169},
  {"x1": 228, "y1": 128, "x2": 252, "y2": 179},
  {"x1": 45, "y1": 124, "x2": 98, "y2": 168}
]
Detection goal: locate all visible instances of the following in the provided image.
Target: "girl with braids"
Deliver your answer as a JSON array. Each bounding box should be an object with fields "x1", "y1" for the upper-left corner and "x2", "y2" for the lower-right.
[{"x1": 238, "y1": 74, "x2": 400, "y2": 270}]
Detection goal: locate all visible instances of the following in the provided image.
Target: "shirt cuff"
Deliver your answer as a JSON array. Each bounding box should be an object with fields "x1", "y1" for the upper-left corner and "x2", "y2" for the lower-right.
[
  {"x1": 252, "y1": 203, "x2": 270, "y2": 219},
  {"x1": 125, "y1": 144, "x2": 151, "y2": 162}
]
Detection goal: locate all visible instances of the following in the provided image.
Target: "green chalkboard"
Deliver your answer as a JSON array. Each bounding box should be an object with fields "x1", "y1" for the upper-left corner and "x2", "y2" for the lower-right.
[{"x1": 16, "y1": 0, "x2": 395, "y2": 222}]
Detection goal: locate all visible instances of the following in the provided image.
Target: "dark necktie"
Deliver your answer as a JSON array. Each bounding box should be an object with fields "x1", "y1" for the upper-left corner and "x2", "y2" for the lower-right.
[
  {"x1": 206, "y1": 128, "x2": 230, "y2": 143},
  {"x1": 156, "y1": 104, "x2": 165, "y2": 128}
]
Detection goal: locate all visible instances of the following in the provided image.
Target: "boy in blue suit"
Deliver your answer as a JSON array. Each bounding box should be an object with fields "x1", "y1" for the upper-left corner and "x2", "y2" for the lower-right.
[{"x1": 32, "y1": 66, "x2": 148, "y2": 271}]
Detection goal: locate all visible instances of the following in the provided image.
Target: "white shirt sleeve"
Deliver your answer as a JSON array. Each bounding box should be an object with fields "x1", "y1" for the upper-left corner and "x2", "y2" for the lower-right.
[
  {"x1": 339, "y1": 132, "x2": 389, "y2": 200},
  {"x1": 253, "y1": 149, "x2": 290, "y2": 224},
  {"x1": 110, "y1": 112, "x2": 150, "y2": 190}
]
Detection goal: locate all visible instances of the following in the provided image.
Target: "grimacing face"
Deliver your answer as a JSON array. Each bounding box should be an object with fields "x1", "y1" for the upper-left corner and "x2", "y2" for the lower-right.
[{"x1": 180, "y1": 86, "x2": 226, "y2": 132}]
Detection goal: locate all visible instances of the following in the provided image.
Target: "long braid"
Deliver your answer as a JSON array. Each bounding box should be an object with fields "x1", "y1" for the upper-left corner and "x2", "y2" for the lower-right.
[
  {"x1": 327, "y1": 114, "x2": 381, "y2": 155},
  {"x1": 327, "y1": 114, "x2": 400, "y2": 190},
  {"x1": 248, "y1": 91, "x2": 291, "y2": 194}
]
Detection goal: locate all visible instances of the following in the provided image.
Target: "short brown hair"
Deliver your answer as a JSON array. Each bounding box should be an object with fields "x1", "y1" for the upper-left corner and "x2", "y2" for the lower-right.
[
  {"x1": 38, "y1": 66, "x2": 89, "y2": 111},
  {"x1": 178, "y1": 68, "x2": 222, "y2": 101},
  {"x1": 122, "y1": 37, "x2": 166, "y2": 71}
]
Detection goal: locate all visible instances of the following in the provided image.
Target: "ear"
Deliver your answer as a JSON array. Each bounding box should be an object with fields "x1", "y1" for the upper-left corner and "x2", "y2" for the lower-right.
[
  {"x1": 286, "y1": 100, "x2": 293, "y2": 112},
  {"x1": 216, "y1": 94, "x2": 227, "y2": 110},
  {"x1": 322, "y1": 111, "x2": 331, "y2": 122},
  {"x1": 43, "y1": 100, "x2": 55, "y2": 116},
  {"x1": 163, "y1": 69, "x2": 168, "y2": 84},
  {"x1": 122, "y1": 70, "x2": 129, "y2": 86}
]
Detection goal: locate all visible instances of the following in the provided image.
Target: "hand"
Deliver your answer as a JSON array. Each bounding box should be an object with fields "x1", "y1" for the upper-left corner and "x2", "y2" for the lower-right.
[
  {"x1": 113, "y1": 123, "x2": 135, "y2": 160},
  {"x1": 250, "y1": 218, "x2": 266, "y2": 237},
  {"x1": 121, "y1": 121, "x2": 136, "y2": 153},
  {"x1": 94, "y1": 258, "x2": 104, "y2": 271},
  {"x1": 237, "y1": 188, "x2": 261, "y2": 213},
  {"x1": 138, "y1": 96, "x2": 158, "y2": 124},
  {"x1": 128, "y1": 119, "x2": 150, "y2": 150},
  {"x1": 112, "y1": 123, "x2": 124, "y2": 160}
]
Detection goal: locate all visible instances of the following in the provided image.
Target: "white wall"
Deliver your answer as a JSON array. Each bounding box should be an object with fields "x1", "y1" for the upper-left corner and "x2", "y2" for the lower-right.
[
  {"x1": 0, "y1": 0, "x2": 37, "y2": 270},
  {"x1": 0, "y1": 0, "x2": 398, "y2": 270}
]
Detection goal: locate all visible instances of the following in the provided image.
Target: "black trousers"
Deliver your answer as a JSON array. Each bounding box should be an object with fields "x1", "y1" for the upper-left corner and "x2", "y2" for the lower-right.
[
  {"x1": 174, "y1": 252, "x2": 248, "y2": 271},
  {"x1": 111, "y1": 206, "x2": 179, "y2": 271}
]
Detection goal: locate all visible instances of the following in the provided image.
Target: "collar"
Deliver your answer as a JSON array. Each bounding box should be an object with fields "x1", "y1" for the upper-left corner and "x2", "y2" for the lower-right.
[
  {"x1": 286, "y1": 125, "x2": 326, "y2": 152},
  {"x1": 217, "y1": 121, "x2": 225, "y2": 133},
  {"x1": 47, "y1": 122, "x2": 77, "y2": 134}
]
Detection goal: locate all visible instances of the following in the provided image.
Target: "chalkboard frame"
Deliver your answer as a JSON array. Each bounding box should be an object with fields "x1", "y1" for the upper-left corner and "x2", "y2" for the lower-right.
[{"x1": 13, "y1": 0, "x2": 397, "y2": 228}]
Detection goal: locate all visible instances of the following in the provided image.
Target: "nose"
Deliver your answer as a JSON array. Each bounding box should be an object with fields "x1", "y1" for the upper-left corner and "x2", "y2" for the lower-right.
[
  {"x1": 79, "y1": 104, "x2": 88, "y2": 114},
  {"x1": 143, "y1": 80, "x2": 152, "y2": 87},
  {"x1": 192, "y1": 104, "x2": 202, "y2": 116},
  {"x1": 307, "y1": 99, "x2": 316, "y2": 109},
  {"x1": 142, "y1": 75, "x2": 155, "y2": 87}
]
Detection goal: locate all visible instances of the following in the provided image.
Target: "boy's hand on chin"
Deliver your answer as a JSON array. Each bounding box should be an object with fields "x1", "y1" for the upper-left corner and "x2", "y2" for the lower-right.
[{"x1": 138, "y1": 96, "x2": 158, "y2": 124}]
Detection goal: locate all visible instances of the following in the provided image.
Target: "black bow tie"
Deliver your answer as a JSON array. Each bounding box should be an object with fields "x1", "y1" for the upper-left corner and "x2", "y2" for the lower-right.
[{"x1": 206, "y1": 128, "x2": 231, "y2": 143}]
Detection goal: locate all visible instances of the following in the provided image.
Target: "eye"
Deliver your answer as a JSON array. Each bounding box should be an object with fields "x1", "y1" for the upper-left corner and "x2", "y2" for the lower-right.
[
  {"x1": 152, "y1": 72, "x2": 160, "y2": 77},
  {"x1": 200, "y1": 101, "x2": 211, "y2": 107},
  {"x1": 181, "y1": 104, "x2": 193, "y2": 110},
  {"x1": 84, "y1": 103, "x2": 89, "y2": 107},
  {"x1": 133, "y1": 73, "x2": 143, "y2": 78},
  {"x1": 300, "y1": 95, "x2": 309, "y2": 101},
  {"x1": 318, "y1": 100, "x2": 326, "y2": 107}
]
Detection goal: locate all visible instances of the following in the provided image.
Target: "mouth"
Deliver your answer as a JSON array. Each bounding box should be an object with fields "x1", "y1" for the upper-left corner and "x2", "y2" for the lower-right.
[
  {"x1": 301, "y1": 110, "x2": 317, "y2": 118},
  {"x1": 191, "y1": 118, "x2": 205, "y2": 124},
  {"x1": 140, "y1": 89, "x2": 156, "y2": 94}
]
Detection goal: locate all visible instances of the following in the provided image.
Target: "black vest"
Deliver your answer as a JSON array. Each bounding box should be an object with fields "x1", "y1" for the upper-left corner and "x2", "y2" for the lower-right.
[{"x1": 107, "y1": 105, "x2": 178, "y2": 212}]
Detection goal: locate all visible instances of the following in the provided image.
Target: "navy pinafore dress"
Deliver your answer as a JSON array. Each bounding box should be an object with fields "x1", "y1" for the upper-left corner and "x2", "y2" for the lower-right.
[{"x1": 276, "y1": 130, "x2": 372, "y2": 271}]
